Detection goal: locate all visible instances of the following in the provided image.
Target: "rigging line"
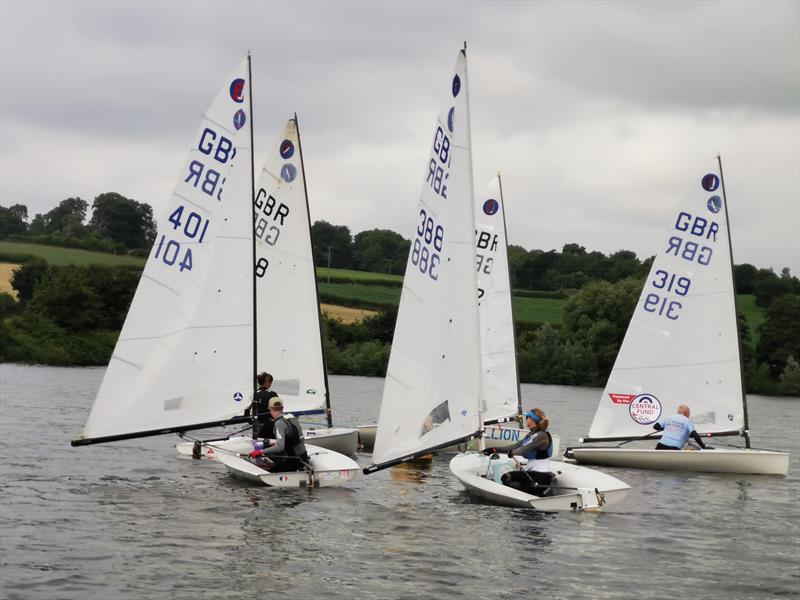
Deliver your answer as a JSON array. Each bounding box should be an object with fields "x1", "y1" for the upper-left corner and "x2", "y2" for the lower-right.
[
  {"x1": 117, "y1": 322, "x2": 251, "y2": 343},
  {"x1": 613, "y1": 357, "x2": 740, "y2": 370}
]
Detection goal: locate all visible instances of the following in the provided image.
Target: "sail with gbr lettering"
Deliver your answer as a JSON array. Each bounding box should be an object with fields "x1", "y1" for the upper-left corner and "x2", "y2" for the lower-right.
[
  {"x1": 587, "y1": 162, "x2": 743, "y2": 441},
  {"x1": 253, "y1": 118, "x2": 328, "y2": 415},
  {"x1": 367, "y1": 48, "x2": 482, "y2": 470},
  {"x1": 74, "y1": 59, "x2": 254, "y2": 444},
  {"x1": 475, "y1": 175, "x2": 520, "y2": 424}
]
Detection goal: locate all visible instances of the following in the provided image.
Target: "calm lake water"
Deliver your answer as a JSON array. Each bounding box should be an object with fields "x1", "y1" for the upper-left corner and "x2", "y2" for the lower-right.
[{"x1": 1, "y1": 364, "x2": 799, "y2": 600}]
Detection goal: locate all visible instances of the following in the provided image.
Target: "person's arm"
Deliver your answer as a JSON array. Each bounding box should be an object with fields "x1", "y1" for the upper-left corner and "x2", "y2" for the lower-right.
[
  {"x1": 690, "y1": 430, "x2": 711, "y2": 449},
  {"x1": 261, "y1": 421, "x2": 287, "y2": 454},
  {"x1": 509, "y1": 432, "x2": 546, "y2": 457}
]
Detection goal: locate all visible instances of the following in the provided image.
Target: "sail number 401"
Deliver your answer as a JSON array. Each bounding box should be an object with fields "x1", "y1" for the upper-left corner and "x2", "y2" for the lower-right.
[
  {"x1": 643, "y1": 269, "x2": 691, "y2": 320},
  {"x1": 411, "y1": 209, "x2": 443, "y2": 280},
  {"x1": 152, "y1": 205, "x2": 211, "y2": 273}
]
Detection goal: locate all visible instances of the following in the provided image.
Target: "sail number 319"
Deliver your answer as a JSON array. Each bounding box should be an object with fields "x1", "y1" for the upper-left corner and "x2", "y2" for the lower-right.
[{"x1": 643, "y1": 269, "x2": 692, "y2": 320}]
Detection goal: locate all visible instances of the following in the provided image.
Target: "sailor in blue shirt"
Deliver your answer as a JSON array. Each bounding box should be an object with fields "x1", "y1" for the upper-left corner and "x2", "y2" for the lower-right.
[{"x1": 654, "y1": 405, "x2": 712, "y2": 450}]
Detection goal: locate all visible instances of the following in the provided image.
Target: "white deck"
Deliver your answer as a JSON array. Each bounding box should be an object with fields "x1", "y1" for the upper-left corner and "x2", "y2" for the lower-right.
[
  {"x1": 450, "y1": 452, "x2": 630, "y2": 511},
  {"x1": 568, "y1": 447, "x2": 789, "y2": 475}
]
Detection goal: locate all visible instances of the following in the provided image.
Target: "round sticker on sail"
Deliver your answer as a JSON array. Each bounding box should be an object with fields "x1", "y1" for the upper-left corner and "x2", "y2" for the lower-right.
[
  {"x1": 452, "y1": 74, "x2": 461, "y2": 97},
  {"x1": 483, "y1": 199, "x2": 499, "y2": 216},
  {"x1": 447, "y1": 107, "x2": 455, "y2": 133},
  {"x1": 233, "y1": 391, "x2": 243, "y2": 402},
  {"x1": 233, "y1": 109, "x2": 246, "y2": 131},
  {"x1": 281, "y1": 164, "x2": 297, "y2": 183},
  {"x1": 280, "y1": 139, "x2": 295, "y2": 159},
  {"x1": 707, "y1": 195, "x2": 722, "y2": 214},
  {"x1": 701, "y1": 173, "x2": 719, "y2": 192},
  {"x1": 230, "y1": 78, "x2": 246, "y2": 103},
  {"x1": 629, "y1": 394, "x2": 661, "y2": 425}
]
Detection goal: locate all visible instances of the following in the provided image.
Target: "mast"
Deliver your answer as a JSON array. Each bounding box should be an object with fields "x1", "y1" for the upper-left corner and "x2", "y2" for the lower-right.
[
  {"x1": 248, "y1": 52, "x2": 258, "y2": 399},
  {"x1": 497, "y1": 172, "x2": 523, "y2": 423},
  {"x1": 717, "y1": 155, "x2": 751, "y2": 449},
  {"x1": 462, "y1": 41, "x2": 484, "y2": 448},
  {"x1": 296, "y1": 113, "x2": 334, "y2": 428}
]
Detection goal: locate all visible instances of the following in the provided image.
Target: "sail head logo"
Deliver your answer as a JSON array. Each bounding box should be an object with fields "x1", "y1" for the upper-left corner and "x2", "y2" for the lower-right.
[
  {"x1": 280, "y1": 139, "x2": 295, "y2": 159},
  {"x1": 447, "y1": 107, "x2": 455, "y2": 133},
  {"x1": 701, "y1": 173, "x2": 719, "y2": 192},
  {"x1": 233, "y1": 109, "x2": 246, "y2": 131},
  {"x1": 628, "y1": 394, "x2": 662, "y2": 425},
  {"x1": 483, "y1": 199, "x2": 499, "y2": 216},
  {"x1": 281, "y1": 164, "x2": 297, "y2": 183},
  {"x1": 707, "y1": 195, "x2": 722, "y2": 214},
  {"x1": 229, "y1": 78, "x2": 246, "y2": 103},
  {"x1": 452, "y1": 74, "x2": 461, "y2": 97}
]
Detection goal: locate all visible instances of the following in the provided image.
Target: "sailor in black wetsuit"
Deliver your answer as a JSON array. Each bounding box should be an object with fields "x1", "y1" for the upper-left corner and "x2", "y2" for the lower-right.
[
  {"x1": 244, "y1": 372, "x2": 278, "y2": 441},
  {"x1": 249, "y1": 397, "x2": 310, "y2": 472}
]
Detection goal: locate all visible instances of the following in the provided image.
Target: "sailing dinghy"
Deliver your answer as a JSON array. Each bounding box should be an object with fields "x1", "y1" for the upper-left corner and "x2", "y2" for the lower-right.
[
  {"x1": 363, "y1": 47, "x2": 626, "y2": 510},
  {"x1": 450, "y1": 178, "x2": 627, "y2": 511},
  {"x1": 564, "y1": 158, "x2": 789, "y2": 476},
  {"x1": 175, "y1": 117, "x2": 358, "y2": 460},
  {"x1": 72, "y1": 58, "x2": 359, "y2": 487},
  {"x1": 363, "y1": 47, "x2": 484, "y2": 472},
  {"x1": 465, "y1": 174, "x2": 562, "y2": 454}
]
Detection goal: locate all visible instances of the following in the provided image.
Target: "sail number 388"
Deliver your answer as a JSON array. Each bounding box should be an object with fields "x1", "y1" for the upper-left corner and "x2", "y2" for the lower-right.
[{"x1": 411, "y1": 209, "x2": 443, "y2": 281}]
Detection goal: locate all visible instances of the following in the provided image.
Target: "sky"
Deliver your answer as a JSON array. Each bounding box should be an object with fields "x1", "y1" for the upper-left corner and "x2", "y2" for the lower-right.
[{"x1": 1, "y1": 0, "x2": 798, "y2": 273}]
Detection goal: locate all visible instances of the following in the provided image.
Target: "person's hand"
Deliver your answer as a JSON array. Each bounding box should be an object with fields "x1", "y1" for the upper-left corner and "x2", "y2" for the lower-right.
[
  {"x1": 507, "y1": 450, "x2": 514, "y2": 458},
  {"x1": 704, "y1": 445, "x2": 714, "y2": 450},
  {"x1": 249, "y1": 449, "x2": 264, "y2": 458},
  {"x1": 482, "y1": 447, "x2": 497, "y2": 456}
]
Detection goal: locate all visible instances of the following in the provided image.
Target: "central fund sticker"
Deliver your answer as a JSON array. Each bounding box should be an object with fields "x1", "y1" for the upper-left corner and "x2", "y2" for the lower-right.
[{"x1": 629, "y1": 394, "x2": 662, "y2": 425}]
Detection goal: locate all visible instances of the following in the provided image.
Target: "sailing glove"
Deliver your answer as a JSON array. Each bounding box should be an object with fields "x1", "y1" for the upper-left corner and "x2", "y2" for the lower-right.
[
  {"x1": 249, "y1": 450, "x2": 264, "y2": 458},
  {"x1": 482, "y1": 448, "x2": 498, "y2": 456}
]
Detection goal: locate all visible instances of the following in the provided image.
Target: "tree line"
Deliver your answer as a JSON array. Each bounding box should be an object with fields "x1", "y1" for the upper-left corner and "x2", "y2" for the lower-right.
[
  {"x1": 0, "y1": 193, "x2": 156, "y2": 254},
  {"x1": 2, "y1": 261, "x2": 798, "y2": 396}
]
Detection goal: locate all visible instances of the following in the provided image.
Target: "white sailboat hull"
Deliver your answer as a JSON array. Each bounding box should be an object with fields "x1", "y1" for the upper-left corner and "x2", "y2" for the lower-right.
[
  {"x1": 175, "y1": 427, "x2": 359, "y2": 459},
  {"x1": 450, "y1": 452, "x2": 630, "y2": 511},
  {"x1": 216, "y1": 443, "x2": 360, "y2": 488},
  {"x1": 568, "y1": 447, "x2": 789, "y2": 475},
  {"x1": 356, "y1": 425, "x2": 377, "y2": 451}
]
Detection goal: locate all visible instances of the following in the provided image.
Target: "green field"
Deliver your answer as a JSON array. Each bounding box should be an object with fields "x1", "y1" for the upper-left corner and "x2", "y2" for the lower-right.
[
  {"x1": 0, "y1": 243, "x2": 766, "y2": 333},
  {"x1": 315, "y1": 267, "x2": 403, "y2": 285},
  {"x1": 318, "y1": 283, "x2": 402, "y2": 309},
  {"x1": 0, "y1": 241, "x2": 146, "y2": 267},
  {"x1": 318, "y1": 282, "x2": 565, "y2": 324}
]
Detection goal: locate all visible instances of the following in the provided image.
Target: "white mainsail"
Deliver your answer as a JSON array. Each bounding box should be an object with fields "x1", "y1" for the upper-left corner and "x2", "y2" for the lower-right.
[
  {"x1": 253, "y1": 118, "x2": 328, "y2": 415},
  {"x1": 475, "y1": 175, "x2": 520, "y2": 424},
  {"x1": 370, "y1": 49, "x2": 482, "y2": 467},
  {"x1": 587, "y1": 162, "x2": 744, "y2": 441},
  {"x1": 76, "y1": 59, "x2": 254, "y2": 442}
]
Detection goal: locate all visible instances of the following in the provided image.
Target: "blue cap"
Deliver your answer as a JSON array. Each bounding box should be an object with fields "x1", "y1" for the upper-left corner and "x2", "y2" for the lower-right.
[{"x1": 524, "y1": 410, "x2": 541, "y2": 423}]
